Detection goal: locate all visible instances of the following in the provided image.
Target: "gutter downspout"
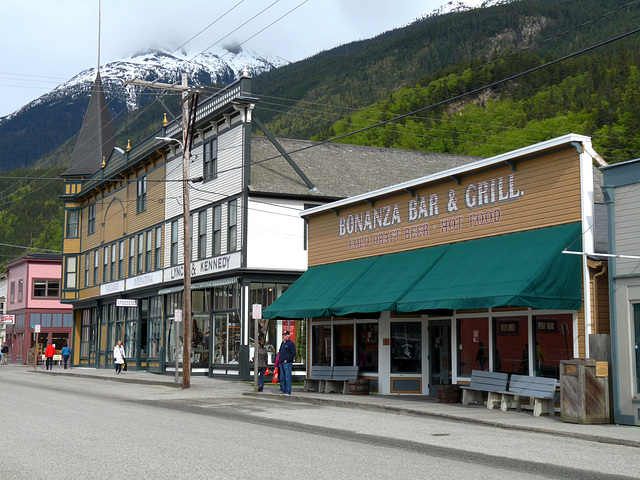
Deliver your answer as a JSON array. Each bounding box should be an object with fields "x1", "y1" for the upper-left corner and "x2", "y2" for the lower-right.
[{"x1": 592, "y1": 263, "x2": 608, "y2": 335}]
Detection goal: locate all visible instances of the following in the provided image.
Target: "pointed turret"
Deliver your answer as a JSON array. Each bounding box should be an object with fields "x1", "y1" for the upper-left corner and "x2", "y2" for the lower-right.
[{"x1": 62, "y1": 72, "x2": 116, "y2": 177}]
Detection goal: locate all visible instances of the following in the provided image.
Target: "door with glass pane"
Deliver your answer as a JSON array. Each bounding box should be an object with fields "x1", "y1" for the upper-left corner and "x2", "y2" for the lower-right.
[{"x1": 428, "y1": 321, "x2": 451, "y2": 395}]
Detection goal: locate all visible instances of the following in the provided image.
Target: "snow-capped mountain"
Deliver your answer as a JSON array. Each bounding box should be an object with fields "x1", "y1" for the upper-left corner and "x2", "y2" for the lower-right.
[
  {"x1": 426, "y1": 0, "x2": 519, "y2": 18},
  {"x1": 6, "y1": 48, "x2": 288, "y2": 119}
]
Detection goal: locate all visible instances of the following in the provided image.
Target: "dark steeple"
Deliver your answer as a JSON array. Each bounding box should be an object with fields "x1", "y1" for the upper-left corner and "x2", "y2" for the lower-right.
[{"x1": 63, "y1": 72, "x2": 116, "y2": 177}]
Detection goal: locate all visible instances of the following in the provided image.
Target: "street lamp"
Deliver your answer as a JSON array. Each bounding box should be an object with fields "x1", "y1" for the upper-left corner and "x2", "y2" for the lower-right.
[{"x1": 156, "y1": 135, "x2": 192, "y2": 388}]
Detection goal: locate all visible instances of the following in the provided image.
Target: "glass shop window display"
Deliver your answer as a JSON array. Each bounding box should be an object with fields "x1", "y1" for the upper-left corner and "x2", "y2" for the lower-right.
[
  {"x1": 213, "y1": 283, "x2": 240, "y2": 364},
  {"x1": 165, "y1": 292, "x2": 184, "y2": 364},
  {"x1": 191, "y1": 290, "x2": 211, "y2": 364}
]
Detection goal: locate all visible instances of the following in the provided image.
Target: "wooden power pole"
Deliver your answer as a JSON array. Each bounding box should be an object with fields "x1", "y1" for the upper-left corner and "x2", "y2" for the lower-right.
[{"x1": 125, "y1": 73, "x2": 199, "y2": 389}]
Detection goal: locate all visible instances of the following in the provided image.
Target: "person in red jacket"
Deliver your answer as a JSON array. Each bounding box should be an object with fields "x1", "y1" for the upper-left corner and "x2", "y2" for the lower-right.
[{"x1": 45, "y1": 342, "x2": 56, "y2": 370}]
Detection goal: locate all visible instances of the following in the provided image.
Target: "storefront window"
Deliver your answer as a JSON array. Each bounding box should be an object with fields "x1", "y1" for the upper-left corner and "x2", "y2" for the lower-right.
[
  {"x1": 493, "y1": 316, "x2": 529, "y2": 375},
  {"x1": 148, "y1": 297, "x2": 162, "y2": 359},
  {"x1": 124, "y1": 306, "x2": 138, "y2": 359},
  {"x1": 457, "y1": 318, "x2": 489, "y2": 376},
  {"x1": 213, "y1": 312, "x2": 240, "y2": 364},
  {"x1": 391, "y1": 322, "x2": 421, "y2": 373},
  {"x1": 80, "y1": 309, "x2": 91, "y2": 358},
  {"x1": 357, "y1": 323, "x2": 378, "y2": 373},
  {"x1": 334, "y1": 324, "x2": 354, "y2": 366},
  {"x1": 312, "y1": 325, "x2": 331, "y2": 366},
  {"x1": 192, "y1": 290, "x2": 211, "y2": 364},
  {"x1": 249, "y1": 282, "x2": 292, "y2": 360},
  {"x1": 533, "y1": 314, "x2": 573, "y2": 379},
  {"x1": 165, "y1": 292, "x2": 183, "y2": 363}
]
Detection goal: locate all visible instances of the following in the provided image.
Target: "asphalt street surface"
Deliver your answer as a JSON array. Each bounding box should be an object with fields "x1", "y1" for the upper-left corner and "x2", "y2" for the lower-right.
[{"x1": 1, "y1": 366, "x2": 638, "y2": 479}]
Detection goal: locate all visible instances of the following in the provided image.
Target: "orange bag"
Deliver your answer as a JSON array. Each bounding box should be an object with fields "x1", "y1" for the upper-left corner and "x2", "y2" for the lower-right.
[
  {"x1": 272, "y1": 367, "x2": 279, "y2": 383},
  {"x1": 265, "y1": 367, "x2": 270, "y2": 376}
]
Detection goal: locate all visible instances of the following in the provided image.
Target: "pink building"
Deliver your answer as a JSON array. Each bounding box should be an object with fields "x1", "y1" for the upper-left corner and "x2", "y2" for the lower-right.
[{"x1": 5, "y1": 254, "x2": 73, "y2": 365}]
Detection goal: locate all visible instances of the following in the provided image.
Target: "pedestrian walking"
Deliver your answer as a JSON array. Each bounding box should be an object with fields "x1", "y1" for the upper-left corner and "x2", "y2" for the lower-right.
[
  {"x1": 61, "y1": 343, "x2": 71, "y2": 370},
  {"x1": 1, "y1": 342, "x2": 8, "y2": 365},
  {"x1": 253, "y1": 339, "x2": 268, "y2": 392},
  {"x1": 278, "y1": 330, "x2": 296, "y2": 395},
  {"x1": 113, "y1": 340, "x2": 125, "y2": 374},
  {"x1": 44, "y1": 342, "x2": 56, "y2": 370}
]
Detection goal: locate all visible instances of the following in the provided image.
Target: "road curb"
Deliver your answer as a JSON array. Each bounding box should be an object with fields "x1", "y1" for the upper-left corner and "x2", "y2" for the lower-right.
[
  {"x1": 28, "y1": 369, "x2": 182, "y2": 387},
  {"x1": 245, "y1": 392, "x2": 640, "y2": 448}
]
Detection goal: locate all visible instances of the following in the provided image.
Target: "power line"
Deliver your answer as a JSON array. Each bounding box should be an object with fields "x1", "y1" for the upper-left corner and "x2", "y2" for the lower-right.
[{"x1": 0, "y1": 242, "x2": 61, "y2": 253}]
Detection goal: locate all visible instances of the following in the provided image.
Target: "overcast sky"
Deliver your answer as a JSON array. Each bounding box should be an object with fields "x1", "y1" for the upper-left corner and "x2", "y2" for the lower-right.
[{"x1": 0, "y1": 0, "x2": 449, "y2": 117}]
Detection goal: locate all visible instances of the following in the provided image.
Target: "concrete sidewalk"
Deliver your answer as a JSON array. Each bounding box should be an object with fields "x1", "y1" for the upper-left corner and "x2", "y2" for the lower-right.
[{"x1": 23, "y1": 364, "x2": 640, "y2": 448}]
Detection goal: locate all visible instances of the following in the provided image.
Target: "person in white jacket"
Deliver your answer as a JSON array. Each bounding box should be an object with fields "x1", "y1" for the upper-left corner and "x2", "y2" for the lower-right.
[{"x1": 113, "y1": 340, "x2": 126, "y2": 374}]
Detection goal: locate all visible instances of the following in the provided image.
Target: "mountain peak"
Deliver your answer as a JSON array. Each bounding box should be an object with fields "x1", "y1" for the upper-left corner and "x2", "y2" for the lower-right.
[{"x1": 5, "y1": 48, "x2": 288, "y2": 120}]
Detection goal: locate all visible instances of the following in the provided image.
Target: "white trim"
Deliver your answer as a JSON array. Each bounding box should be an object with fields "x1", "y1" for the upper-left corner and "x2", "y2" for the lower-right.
[
  {"x1": 579, "y1": 143, "x2": 595, "y2": 357},
  {"x1": 562, "y1": 251, "x2": 640, "y2": 260}
]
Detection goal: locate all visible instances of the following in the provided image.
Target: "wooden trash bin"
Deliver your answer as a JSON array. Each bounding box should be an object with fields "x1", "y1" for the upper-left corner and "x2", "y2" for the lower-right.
[
  {"x1": 437, "y1": 384, "x2": 462, "y2": 403},
  {"x1": 347, "y1": 379, "x2": 370, "y2": 395}
]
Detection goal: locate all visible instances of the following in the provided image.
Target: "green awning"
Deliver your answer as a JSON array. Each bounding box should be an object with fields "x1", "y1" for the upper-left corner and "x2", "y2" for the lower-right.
[
  {"x1": 330, "y1": 243, "x2": 451, "y2": 316},
  {"x1": 263, "y1": 223, "x2": 583, "y2": 319},
  {"x1": 396, "y1": 222, "x2": 583, "y2": 312},
  {"x1": 262, "y1": 256, "x2": 380, "y2": 319}
]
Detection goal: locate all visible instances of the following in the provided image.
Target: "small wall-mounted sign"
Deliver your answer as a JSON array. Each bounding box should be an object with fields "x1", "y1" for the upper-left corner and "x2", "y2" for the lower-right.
[
  {"x1": 596, "y1": 361, "x2": 609, "y2": 377},
  {"x1": 116, "y1": 298, "x2": 138, "y2": 308}
]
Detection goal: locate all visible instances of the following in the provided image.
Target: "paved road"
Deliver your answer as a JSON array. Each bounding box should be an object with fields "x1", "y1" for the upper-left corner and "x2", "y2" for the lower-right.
[{"x1": 1, "y1": 367, "x2": 638, "y2": 479}]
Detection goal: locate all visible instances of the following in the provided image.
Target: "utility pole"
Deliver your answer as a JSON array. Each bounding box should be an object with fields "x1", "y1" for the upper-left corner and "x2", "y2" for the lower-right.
[{"x1": 126, "y1": 73, "x2": 199, "y2": 389}]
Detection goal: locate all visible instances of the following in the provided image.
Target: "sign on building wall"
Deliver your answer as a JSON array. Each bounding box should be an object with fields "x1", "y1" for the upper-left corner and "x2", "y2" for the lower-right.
[
  {"x1": 307, "y1": 150, "x2": 583, "y2": 265},
  {"x1": 0, "y1": 315, "x2": 15, "y2": 324},
  {"x1": 163, "y1": 251, "x2": 242, "y2": 282}
]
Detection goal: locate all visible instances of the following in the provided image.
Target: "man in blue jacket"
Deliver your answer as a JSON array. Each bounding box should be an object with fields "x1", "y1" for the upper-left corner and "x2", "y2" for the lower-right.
[{"x1": 278, "y1": 331, "x2": 296, "y2": 395}]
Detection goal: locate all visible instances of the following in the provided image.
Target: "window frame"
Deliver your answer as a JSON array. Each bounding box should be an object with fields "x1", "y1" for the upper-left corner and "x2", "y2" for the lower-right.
[
  {"x1": 103, "y1": 246, "x2": 109, "y2": 283},
  {"x1": 65, "y1": 256, "x2": 78, "y2": 290},
  {"x1": 171, "y1": 220, "x2": 179, "y2": 266},
  {"x1": 33, "y1": 279, "x2": 60, "y2": 299},
  {"x1": 118, "y1": 240, "x2": 125, "y2": 279},
  {"x1": 155, "y1": 227, "x2": 162, "y2": 269},
  {"x1": 93, "y1": 251, "x2": 99, "y2": 286},
  {"x1": 87, "y1": 204, "x2": 96, "y2": 235},
  {"x1": 198, "y1": 210, "x2": 207, "y2": 260},
  {"x1": 213, "y1": 205, "x2": 221, "y2": 256},
  {"x1": 129, "y1": 237, "x2": 135, "y2": 277},
  {"x1": 111, "y1": 243, "x2": 117, "y2": 281},
  {"x1": 66, "y1": 209, "x2": 79, "y2": 238},
  {"x1": 227, "y1": 199, "x2": 237, "y2": 253},
  {"x1": 203, "y1": 137, "x2": 218, "y2": 182},
  {"x1": 137, "y1": 175, "x2": 147, "y2": 213},
  {"x1": 84, "y1": 253, "x2": 90, "y2": 287},
  {"x1": 137, "y1": 233, "x2": 144, "y2": 273},
  {"x1": 146, "y1": 230, "x2": 153, "y2": 272}
]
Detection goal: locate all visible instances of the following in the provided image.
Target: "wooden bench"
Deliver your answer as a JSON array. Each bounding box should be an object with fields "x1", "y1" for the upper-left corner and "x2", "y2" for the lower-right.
[
  {"x1": 499, "y1": 374, "x2": 557, "y2": 416},
  {"x1": 40, "y1": 354, "x2": 63, "y2": 365},
  {"x1": 459, "y1": 370, "x2": 509, "y2": 409},
  {"x1": 326, "y1": 366, "x2": 360, "y2": 394},
  {"x1": 303, "y1": 366, "x2": 333, "y2": 392},
  {"x1": 304, "y1": 366, "x2": 360, "y2": 393}
]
